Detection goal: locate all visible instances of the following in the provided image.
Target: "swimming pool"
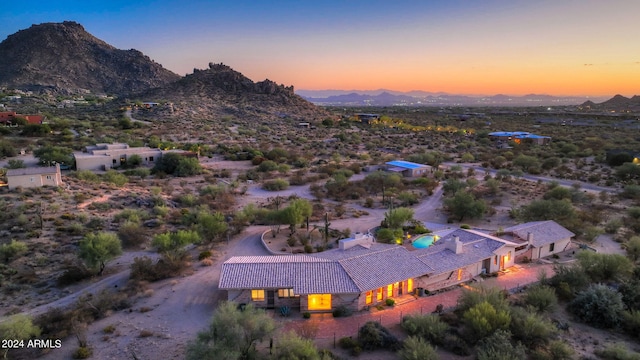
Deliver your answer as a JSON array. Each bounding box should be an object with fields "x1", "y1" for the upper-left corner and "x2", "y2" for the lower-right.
[{"x1": 412, "y1": 234, "x2": 438, "y2": 249}]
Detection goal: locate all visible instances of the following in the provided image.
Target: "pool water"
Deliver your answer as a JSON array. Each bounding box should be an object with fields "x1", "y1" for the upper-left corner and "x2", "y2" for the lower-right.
[{"x1": 412, "y1": 235, "x2": 436, "y2": 249}]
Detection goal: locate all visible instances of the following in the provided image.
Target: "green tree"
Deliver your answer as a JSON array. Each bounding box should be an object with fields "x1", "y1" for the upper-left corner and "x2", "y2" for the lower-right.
[
  {"x1": 33, "y1": 145, "x2": 74, "y2": 167},
  {"x1": 79, "y1": 232, "x2": 122, "y2": 275},
  {"x1": 401, "y1": 314, "x2": 448, "y2": 345},
  {"x1": 273, "y1": 331, "x2": 320, "y2": 359},
  {"x1": 152, "y1": 230, "x2": 201, "y2": 254},
  {"x1": 626, "y1": 236, "x2": 640, "y2": 262},
  {"x1": 175, "y1": 157, "x2": 203, "y2": 177},
  {"x1": 0, "y1": 314, "x2": 41, "y2": 359},
  {"x1": 397, "y1": 336, "x2": 439, "y2": 360},
  {"x1": 280, "y1": 199, "x2": 312, "y2": 235},
  {"x1": 186, "y1": 302, "x2": 276, "y2": 360},
  {"x1": 125, "y1": 154, "x2": 143, "y2": 168},
  {"x1": 383, "y1": 207, "x2": 415, "y2": 229},
  {"x1": 7, "y1": 159, "x2": 26, "y2": 169},
  {"x1": 509, "y1": 307, "x2": 557, "y2": 348},
  {"x1": 196, "y1": 211, "x2": 228, "y2": 243},
  {"x1": 523, "y1": 285, "x2": 558, "y2": 313},
  {"x1": 444, "y1": 191, "x2": 487, "y2": 221},
  {"x1": 462, "y1": 301, "x2": 511, "y2": 342}
]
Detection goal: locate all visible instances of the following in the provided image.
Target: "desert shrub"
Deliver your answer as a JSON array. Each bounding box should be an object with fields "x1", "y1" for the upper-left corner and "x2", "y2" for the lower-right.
[
  {"x1": 102, "y1": 170, "x2": 128, "y2": 186},
  {"x1": 548, "y1": 264, "x2": 590, "y2": 300},
  {"x1": 117, "y1": 221, "x2": 147, "y2": 248},
  {"x1": 130, "y1": 256, "x2": 184, "y2": 282},
  {"x1": 462, "y1": 301, "x2": 511, "y2": 343},
  {"x1": 401, "y1": 314, "x2": 448, "y2": 345},
  {"x1": 332, "y1": 305, "x2": 352, "y2": 318},
  {"x1": 476, "y1": 330, "x2": 526, "y2": 360},
  {"x1": 35, "y1": 307, "x2": 76, "y2": 340},
  {"x1": 441, "y1": 333, "x2": 470, "y2": 356},
  {"x1": 397, "y1": 336, "x2": 439, "y2": 360},
  {"x1": 594, "y1": 343, "x2": 640, "y2": 360},
  {"x1": 621, "y1": 310, "x2": 640, "y2": 338},
  {"x1": 57, "y1": 264, "x2": 93, "y2": 286},
  {"x1": 74, "y1": 170, "x2": 99, "y2": 182},
  {"x1": 385, "y1": 298, "x2": 395, "y2": 306},
  {"x1": 605, "y1": 218, "x2": 623, "y2": 234},
  {"x1": 576, "y1": 251, "x2": 633, "y2": 283},
  {"x1": 357, "y1": 321, "x2": 399, "y2": 351},
  {"x1": 620, "y1": 279, "x2": 640, "y2": 311},
  {"x1": 509, "y1": 307, "x2": 556, "y2": 349},
  {"x1": 376, "y1": 227, "x2": 402, "y2": 244},
  {"x1": 198, "y1": 250, "x2": 212, "y2": 260},
  {"x1": 76, "y1": 289, "x2": 131, "y2": 320},
  {"x1": 457, "y1": 285, "x2": 508, "y2": 314},
  {"x1": 568, "y1": 284, "x2": 624, "y2": 328},
  {"x1": 523, "y1": 285, "x2": 557, "y2": 313},
  {"x1": 0, "y1": 240, "x2": 28, "y2": 263},
  {"x1": 273, "y1": 331, "x2": 320, "y2": 359},
  {"x1": 338, "y1": 336, "x2": 359, "y2": 350},
  {"x1": 72, "y1": 346, "x2": 92, "y2": 359},
  {"x1": 262, "y1": 178, "x2": 289, "y2": 191}
]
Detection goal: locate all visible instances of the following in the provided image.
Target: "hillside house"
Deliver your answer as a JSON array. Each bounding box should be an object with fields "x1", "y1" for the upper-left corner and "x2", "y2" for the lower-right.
[
  {"x1": 7, "y1": 164, "x2": 63, "y2": 189},
  {"x1": 74, "y1": 143, "x2": 163, "y2": 171},
  {"x1": 385, "y1": 160, "x2": 431, "y2": 177},
  {"x1": 500, "y1": 220, "x2": 574, "y2": 261}
]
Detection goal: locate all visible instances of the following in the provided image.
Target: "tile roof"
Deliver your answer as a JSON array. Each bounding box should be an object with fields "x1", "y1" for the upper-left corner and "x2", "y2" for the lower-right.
[
  {"x1": 413, "y1": 229, "x2": 509, "y2": 274},
  {"x1": 503, "y1": 221, "x2": 574, "y2": 247},
  {"x1": 219, "y1": 229, "x2": 521, "y2": 295}
]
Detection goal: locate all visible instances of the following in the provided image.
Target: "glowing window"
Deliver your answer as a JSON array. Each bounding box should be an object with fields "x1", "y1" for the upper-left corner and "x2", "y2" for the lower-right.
[
  {"x1": 407, "y1": 279, "x2": 414, "y2": 293},
  {"x1": 308, "y1": 294, "x2": 331, "y2": 310},
  {"x1": 377, "y1": 287, "x2": 383, "y2": 301},
  {"x1": 387, "y1": 284, "x2": 393, "y2": 297},
  {"x1": 251, "y1": 289, "x2": 265, "y2": 301},
  {"x1": 457, "y1": 269, "x2": 462, "y2": 281},
  {"x1": 278, "y1": 288, "x2": 297, "y2": 298},
  {"x1": 366, "y1": 291, "x2": 373, "y2": 305}
]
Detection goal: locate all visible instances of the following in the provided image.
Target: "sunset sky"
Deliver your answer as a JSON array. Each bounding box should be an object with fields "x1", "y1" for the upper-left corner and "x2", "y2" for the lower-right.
[{"x1": 2, "y1": 0, "x2": 639, "y2": 97}]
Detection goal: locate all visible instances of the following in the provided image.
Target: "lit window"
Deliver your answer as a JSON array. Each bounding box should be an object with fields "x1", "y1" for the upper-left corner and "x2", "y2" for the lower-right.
[
  {"x1": 251, "y1": 289, "x2": 265, "y2": 301},
  {"x1": 377, "y1": 287, "x2": 383, "y2": 301},
  {"x1": 308, "y1": 294, "x2": 331, "y2": 310},
  {"x1": 387, "y1": 284, "x2": 393, "y2": 297},
  {"x1": 549, "y1": 243, "x2": 555, "y2": 252},
  {"x1": 366, "y1": 291, "x2": 373, "y2": 305},
  {"x1": 457, "y1": 269, "x2": 462, "y2": 281},
  {"x1": 278, "y1": 288, "x2": 297, "y2": 298},
  {"x1": 407, "y1": 278, "x2": 414, "y2": 293}
]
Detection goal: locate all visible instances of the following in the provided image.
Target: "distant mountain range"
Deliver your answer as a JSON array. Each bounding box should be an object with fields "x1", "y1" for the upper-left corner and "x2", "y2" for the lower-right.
[
  {"x1": 297, "y1": 89, "x2": 610, "y2": 107},
  {"x1": 581, "y1": 94, "x2": 640, "y2": 111},
  {"x1": 0, "y1": 21, "x2": 325, "y2": 120}
]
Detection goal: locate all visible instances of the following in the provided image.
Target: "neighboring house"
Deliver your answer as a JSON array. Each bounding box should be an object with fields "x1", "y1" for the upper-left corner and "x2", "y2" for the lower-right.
[
  {"x1": 385, "y1": 160, "x2": 431, "y2": 177},
  {"x1": 354, "y1": 113, "x2": 380, "y2": 124},
  {"x1": 0, "y1": 111, "x2": 17, "y2": 124},
  {"x1": 74, "y1": 143, "x2": 163, "y2": 171},
  {"x1": 219, "y1": 228, "x2": 523, "y2": 312},
  {"x1": 501, "y1": 220, "x2": 574, "y2": 261},
  {"x1": 488, "y1": 131, "x2": 551, "y2": 145},
  {"x1": 0, "y1": 112, "x2": 46, "y2": 125},
  {"x1": 7, "y1": 164, "x2": 63, "y2": 189},
  {"x1": 23, "y1": 115, "x2": 46, "y2": 124}
]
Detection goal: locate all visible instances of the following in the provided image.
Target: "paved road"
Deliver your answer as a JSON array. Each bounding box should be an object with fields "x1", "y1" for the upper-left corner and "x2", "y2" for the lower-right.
[{"x1": 444, "y1": 162, "x2": 618, "y2": 193}]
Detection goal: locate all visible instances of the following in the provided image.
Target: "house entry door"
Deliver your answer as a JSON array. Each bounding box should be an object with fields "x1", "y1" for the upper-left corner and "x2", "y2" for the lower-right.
[{"x1": 267, "y1": 291, "x2": 275, "y2": 309}]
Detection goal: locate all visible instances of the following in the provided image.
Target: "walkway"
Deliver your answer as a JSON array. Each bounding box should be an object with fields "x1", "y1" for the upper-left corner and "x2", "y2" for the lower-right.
[{"x1": 280, "y1": 262, "x2": 555, "y2": 340}]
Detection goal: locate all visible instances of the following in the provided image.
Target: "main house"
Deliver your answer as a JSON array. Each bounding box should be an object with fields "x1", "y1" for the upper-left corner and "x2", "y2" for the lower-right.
[
  {"x1": 7, "y1": 164, "x2": 63, "y2": 189},
  {"x1": 500, "y1": 220, "x2": 574, "y2": 261},
  {"x1": 74, "y1": 143, "x2": 163, "y2": 171},
  {"x1": 218, "y1": 225, "x2": 545, "y2": 313}
]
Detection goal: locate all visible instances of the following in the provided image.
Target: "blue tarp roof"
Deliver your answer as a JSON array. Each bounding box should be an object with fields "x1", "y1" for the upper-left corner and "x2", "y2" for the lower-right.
[{"x1": 386, "y1": 160, "x2": 427, "y2": 170}]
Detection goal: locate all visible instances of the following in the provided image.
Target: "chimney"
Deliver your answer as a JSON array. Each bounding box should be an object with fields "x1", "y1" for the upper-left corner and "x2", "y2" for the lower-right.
[
  {"x1": 526, "y1": 232, "x2": 533, "y2": 244},
  {"x1": 447, "y1": 236, "x2": 463, "y2": 254}
]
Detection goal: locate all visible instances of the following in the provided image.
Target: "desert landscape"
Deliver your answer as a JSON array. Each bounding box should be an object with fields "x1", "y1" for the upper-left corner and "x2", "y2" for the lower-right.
[{"x1": 1, "y1": 10, "x2": 640, "y2": 360}]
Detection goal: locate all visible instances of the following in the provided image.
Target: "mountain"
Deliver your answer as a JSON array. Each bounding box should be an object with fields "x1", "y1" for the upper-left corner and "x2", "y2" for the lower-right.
[
  {"x1": 139, "y1": 63, "x2": 327, "y2": 120},
  {"x1": 299, "y1": 89, "x2": 608, "y2": 107},
  {"x1": 0, "y1": 21, "x2": 180, "y2": 94},
  {"x1": 580, "y1": 94, "x2": 640, "y2": 111}
]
